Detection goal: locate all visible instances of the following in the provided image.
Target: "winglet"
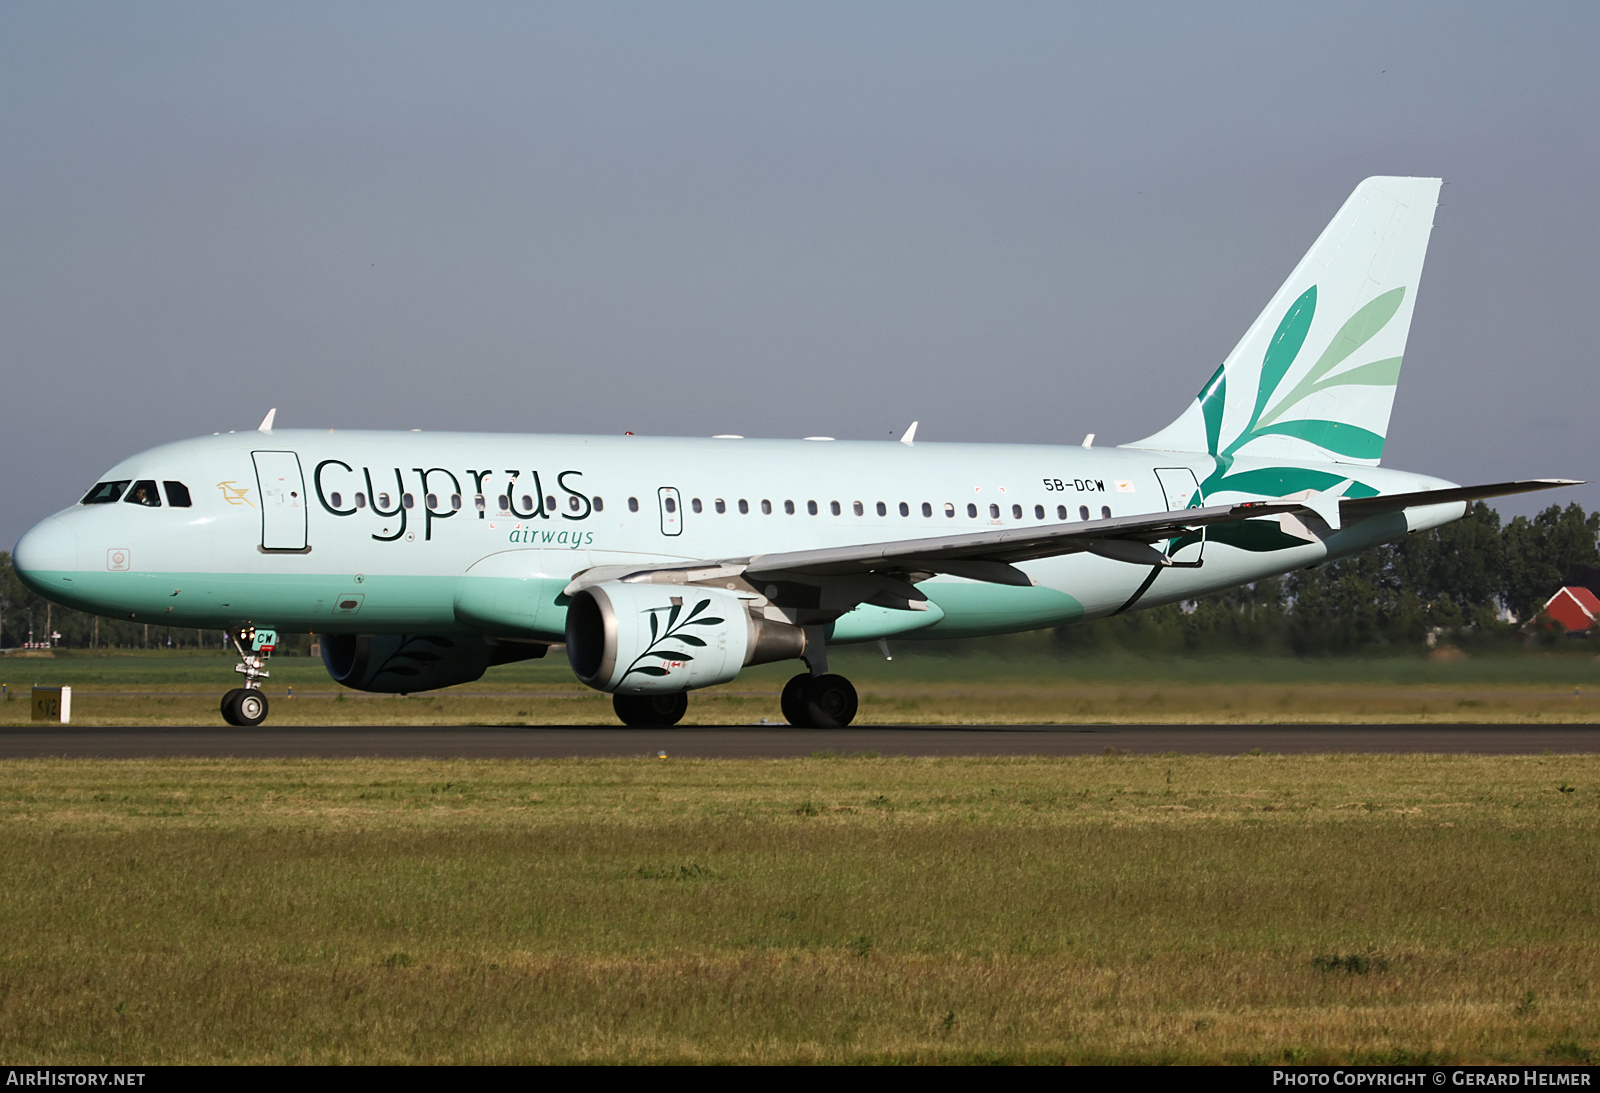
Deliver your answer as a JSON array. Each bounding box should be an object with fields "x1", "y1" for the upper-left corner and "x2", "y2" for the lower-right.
[
  {"x1": 899, "y1": 421, "x2": 918, "y2": 446},
  {"x1": 258, "y1": 408, "x2": 277, "y2": 433}
]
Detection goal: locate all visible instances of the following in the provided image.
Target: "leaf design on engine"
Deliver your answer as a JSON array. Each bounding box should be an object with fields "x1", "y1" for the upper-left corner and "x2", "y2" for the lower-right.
[{"x1": 621, "y1": 597, "x2": 725, "y2": 682}]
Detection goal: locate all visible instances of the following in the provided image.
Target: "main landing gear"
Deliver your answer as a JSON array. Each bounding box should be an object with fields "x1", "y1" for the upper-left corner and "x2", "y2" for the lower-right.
[
  {"x1": 780, "y1": 634, "x2": 858, "y2": 728},
  {"x1": 221, "y1": 625, "x2": 275, "y2": 727},
  {"x1": 613, "y1": 692, "x2": 689, "y2": 727},
  {"x1": 781, "y1": 673, "x2": 859, "y2": 728}
]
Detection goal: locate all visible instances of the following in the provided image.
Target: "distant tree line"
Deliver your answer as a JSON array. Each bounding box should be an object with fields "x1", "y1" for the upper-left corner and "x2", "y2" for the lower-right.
[{"x1": 1, "y1": 503, "x2": 1596, "y2": 656}]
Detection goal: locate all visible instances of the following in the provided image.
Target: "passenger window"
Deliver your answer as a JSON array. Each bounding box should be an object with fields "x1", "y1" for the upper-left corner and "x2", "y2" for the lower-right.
[
  {"x1": 451, "y1": 494, "x2": 463, "y2": 511},
  {"x1": 546, "y1": 495, "x2": 557, "y2": 512},
  {"x1": 876, "y1": 502, "x2": 887, "y2": 516},
  {"x1": 761, "y1": 500, "x2": 773, "y2": 515},
  {"x1": 520, "y1": 495, "x2": 534, "y2": 512},
  {"x1": 402, "y1": 493, "x2": 415, "y2": 509},
  {"x1": 853, "y1": 501, "x2": 864, "y2": 516},
  {"x1": 715, "y1": 498, "x2": 726, "y2": 514},
  {"x1": 664, "y1": 497, "x2": 677, "y2": 513},
  {"x1": 163, "y1": 481, "x2": 192, "y2": 507},
  {"x1": 569, "y1": 495, "x2": 581, "y2": 512},
  {"x1": 355, "y1": 493, "x2": 367, "y2": 509},
  {"x1": 124, "y1": 480, "x2": 161, "y2": 507},
  {"x1": 783, "y1": 500, "x2": 795, "y2": 515},
  {"x1": 691, "y1": 498, "x2": 703, "y2": 513},
  {"x1": 1034, "y1": 504, "x2": 1045, "y2": 520},
  {"x1": 628, "y1": 497, "x2": 640, "y2": 512},
  {"x1": 830, "y1": 501, "x2": 841, "y2": 516},
  {"x1": 1079, "y1": 505, "x2": 1090, "y2": 520},
  {"x1": 807, "y1": 500, "x2": 818, "y2": 516},
  {"x1": 1057, "y1": 505, "x2": 1067, "y2": 520},
  {"x1": 989, "y1": 503, "x2": 1000, "y2": 519},
  {"x1": 1011, "y1": 504, "x2": 1022, "y2": 519},
  {"x1": 426, "y1": 493, "x2": 438, "y2": 510},
  {"x1": 81, "y1": 481, "x2": 131, "y2": 505},
  {"x1": 967, "y1": 503, "x2": 977, "y2": 518},
  {"x1": 330, "y1": 492, "x2": 343, "y2": 508},
  {"x1": 497, "y1": 494, "x2": 509, "y2": 511},
  {"x1": 739, "y1": 499, "x2": 749, "y2": 514},
  {"x1": 474, "y1": 494, "x2": 487, "y2": 511},
  {"x1": 593, "y1": 496, "x2": 604, "y2": 512},
  {"x1": 1102, "y1": 505, "x2": 1112, "y2": 519},
  {"x1": 920, "y1": 502, "x2": 932, "y2": 517},
  {"x1": 944, "y1": 502, "x2": 955, "y2": 518},
  {"x1": 379, "y1": 493, "x2": 393, "y2": 509}
]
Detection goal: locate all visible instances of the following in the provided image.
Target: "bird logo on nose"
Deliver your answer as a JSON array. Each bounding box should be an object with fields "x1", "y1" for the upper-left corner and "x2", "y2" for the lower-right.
[{"x1": 216, "y1": 481, "x2": 255, "y2": 507}]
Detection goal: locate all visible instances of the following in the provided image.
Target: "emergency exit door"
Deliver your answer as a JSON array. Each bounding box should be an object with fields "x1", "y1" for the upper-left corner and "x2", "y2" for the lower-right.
[
  {"x1": 253, "y1": 451, "x2": 309, "y2": 551},
  {"x1": 657, "y1": 487, "x2": 683, "y2": 536}
]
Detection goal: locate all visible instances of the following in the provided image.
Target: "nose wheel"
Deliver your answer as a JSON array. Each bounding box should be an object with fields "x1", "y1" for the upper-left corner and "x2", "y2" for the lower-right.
[
  {"x1": 221, "y1": 688, "x2": 269, "y2": 727},
  {"x1": 781, "y1": 673, "x2": 858, "y2": 728}
]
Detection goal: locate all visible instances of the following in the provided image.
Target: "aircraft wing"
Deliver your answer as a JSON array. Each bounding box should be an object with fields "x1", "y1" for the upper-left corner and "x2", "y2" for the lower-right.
[
  {"x1": 742, "y1": 499, "x2": 1300, "y2": 583},
  {"x1": 566, "y1": 478, "x2": 1582, "y2": 595}
]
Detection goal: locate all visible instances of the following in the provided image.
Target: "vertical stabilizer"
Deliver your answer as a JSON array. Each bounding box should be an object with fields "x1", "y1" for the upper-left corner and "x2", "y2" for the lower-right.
[{"x1": 1125, "y1": 177, "x2": 1441, "y2": 466}]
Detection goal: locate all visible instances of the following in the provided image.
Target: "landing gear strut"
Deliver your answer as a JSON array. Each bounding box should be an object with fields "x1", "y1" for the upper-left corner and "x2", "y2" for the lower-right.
[
  {"x1": 222, "y1": 625, "x2": 275, "y2": 727},
  {"x1": 613, "y1": 692, "x2": 688, "y2": 727},
  {"x1": 781, "y1": 673, "x2": 859, "y2": 728}
]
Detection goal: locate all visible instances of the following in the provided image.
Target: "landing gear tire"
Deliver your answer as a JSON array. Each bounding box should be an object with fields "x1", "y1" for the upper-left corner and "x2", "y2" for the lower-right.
[
  {"x1": 613, "y1": 692, "x2": 688, "y2": 727},
  {"x1": 804, "y1": 673, "x2": 857, "y2": 728},
  {"x1": 781, "y1": 673, "x2": 813, "y2": 727},
  {"x1": 235, "y1": 689, "x2": 268, "y2": 727},
  {"x1": 223, "y1": 688, "x2": 269, "y2": 727},
  {"x1": 783, "y1": 673, "x2": 858, "y2": 728},
  {"x1": 220, "y1": 688, "x2": 247, "y2": 726}
]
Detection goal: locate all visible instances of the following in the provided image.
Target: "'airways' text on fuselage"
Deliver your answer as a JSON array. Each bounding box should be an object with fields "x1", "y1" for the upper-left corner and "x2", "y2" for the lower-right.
[{"x1": 312, "y1": 460, "x2": 594, "y2": 542}]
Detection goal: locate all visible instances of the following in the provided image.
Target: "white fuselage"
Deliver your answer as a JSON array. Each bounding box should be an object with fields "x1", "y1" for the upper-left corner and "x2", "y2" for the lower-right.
[{"x1": 13, "y1": 429, "x2": 1462, "y2": 647}]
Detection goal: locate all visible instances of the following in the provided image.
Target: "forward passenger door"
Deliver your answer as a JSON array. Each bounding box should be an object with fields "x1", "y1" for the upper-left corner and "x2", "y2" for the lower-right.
[{"x1": 252, "y1": 451, "x2": 309, "y2": 552}]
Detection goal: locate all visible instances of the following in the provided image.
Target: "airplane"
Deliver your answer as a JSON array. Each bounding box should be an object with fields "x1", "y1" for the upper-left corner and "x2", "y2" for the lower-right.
[{"x1": 10, "y1": 176, "x2": 1579, "y2": 728}]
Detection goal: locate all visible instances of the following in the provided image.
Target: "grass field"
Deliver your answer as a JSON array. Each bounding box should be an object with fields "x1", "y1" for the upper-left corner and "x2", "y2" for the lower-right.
[
  {"x1": 0, "y1": 753, "x2": 1597, "y2": 1063},
  {"x1": 3, "y1": 647, "x2": 1599, "y2": 725}
]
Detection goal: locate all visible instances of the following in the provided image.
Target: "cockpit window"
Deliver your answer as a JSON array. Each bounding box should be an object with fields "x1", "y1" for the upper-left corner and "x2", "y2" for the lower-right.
[
  {"x1": 81, "y1": 481, "x2": 131, "y2": 505},
  {"x1": 124, "y1": 480, "x2": 162, "y2": 507},
  {"x1": 163, "y1": 481, "x2": 192, "y2": 507}
]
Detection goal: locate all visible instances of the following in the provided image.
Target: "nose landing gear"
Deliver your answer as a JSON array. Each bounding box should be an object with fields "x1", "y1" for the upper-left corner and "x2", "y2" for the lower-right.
[{"x1": 221, "y1": 626, "x2": 276, "y2": 727}]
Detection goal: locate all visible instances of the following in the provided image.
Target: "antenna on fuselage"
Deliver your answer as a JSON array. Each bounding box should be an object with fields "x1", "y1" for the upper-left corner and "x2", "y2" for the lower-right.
[
  {"x1": 258, "y1": 408, "x2": 277, "y2": 433},
  {"x1": 899, "y1": 421, "x2": 918, "y2": 446}
]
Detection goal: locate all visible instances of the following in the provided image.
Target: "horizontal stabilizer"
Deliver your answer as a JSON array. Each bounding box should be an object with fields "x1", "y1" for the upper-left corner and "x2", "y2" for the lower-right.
[{"x1": 1340, "y1": 478, "x2": 1582, "y2": 517}]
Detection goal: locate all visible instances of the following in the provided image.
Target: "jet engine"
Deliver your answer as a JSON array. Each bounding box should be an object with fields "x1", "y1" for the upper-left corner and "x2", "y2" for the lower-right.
[
  {"x1": 320, "y1": 632, "x2": 546, "y2": 693},
  {"x1": 565, "y1": 582, "x2": 806, "y2": 694}
]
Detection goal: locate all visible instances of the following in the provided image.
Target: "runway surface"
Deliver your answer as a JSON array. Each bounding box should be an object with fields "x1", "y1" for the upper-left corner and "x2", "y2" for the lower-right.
[{"x1": 1, "y1": 724, "x2": 1597, "y2": 758}]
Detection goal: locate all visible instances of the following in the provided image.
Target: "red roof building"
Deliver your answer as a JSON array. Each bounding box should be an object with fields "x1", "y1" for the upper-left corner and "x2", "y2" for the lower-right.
[{"x1": 1542, "y1": 586, "x2": 1600, "y2": 633}]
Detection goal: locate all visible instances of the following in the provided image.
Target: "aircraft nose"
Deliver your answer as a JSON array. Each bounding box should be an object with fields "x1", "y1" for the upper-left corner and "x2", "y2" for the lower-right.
[{"x1": 12, "y1": 517, "x2": 79, "y2": 594}]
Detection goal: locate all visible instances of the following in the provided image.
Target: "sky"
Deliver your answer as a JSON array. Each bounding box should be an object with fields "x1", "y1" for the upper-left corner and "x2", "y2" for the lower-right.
[{"x1": 3, "y1": 2, "x2": 1596, "y2": 550}]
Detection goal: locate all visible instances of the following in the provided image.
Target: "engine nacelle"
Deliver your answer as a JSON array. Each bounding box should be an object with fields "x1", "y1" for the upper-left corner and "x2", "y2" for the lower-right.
[
  {"x1": 565, "y1": 582, "x2": 806, "y2": 694},
  {"x1": 320, "y1": 633, "x2": 546, "y2": 693}
]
